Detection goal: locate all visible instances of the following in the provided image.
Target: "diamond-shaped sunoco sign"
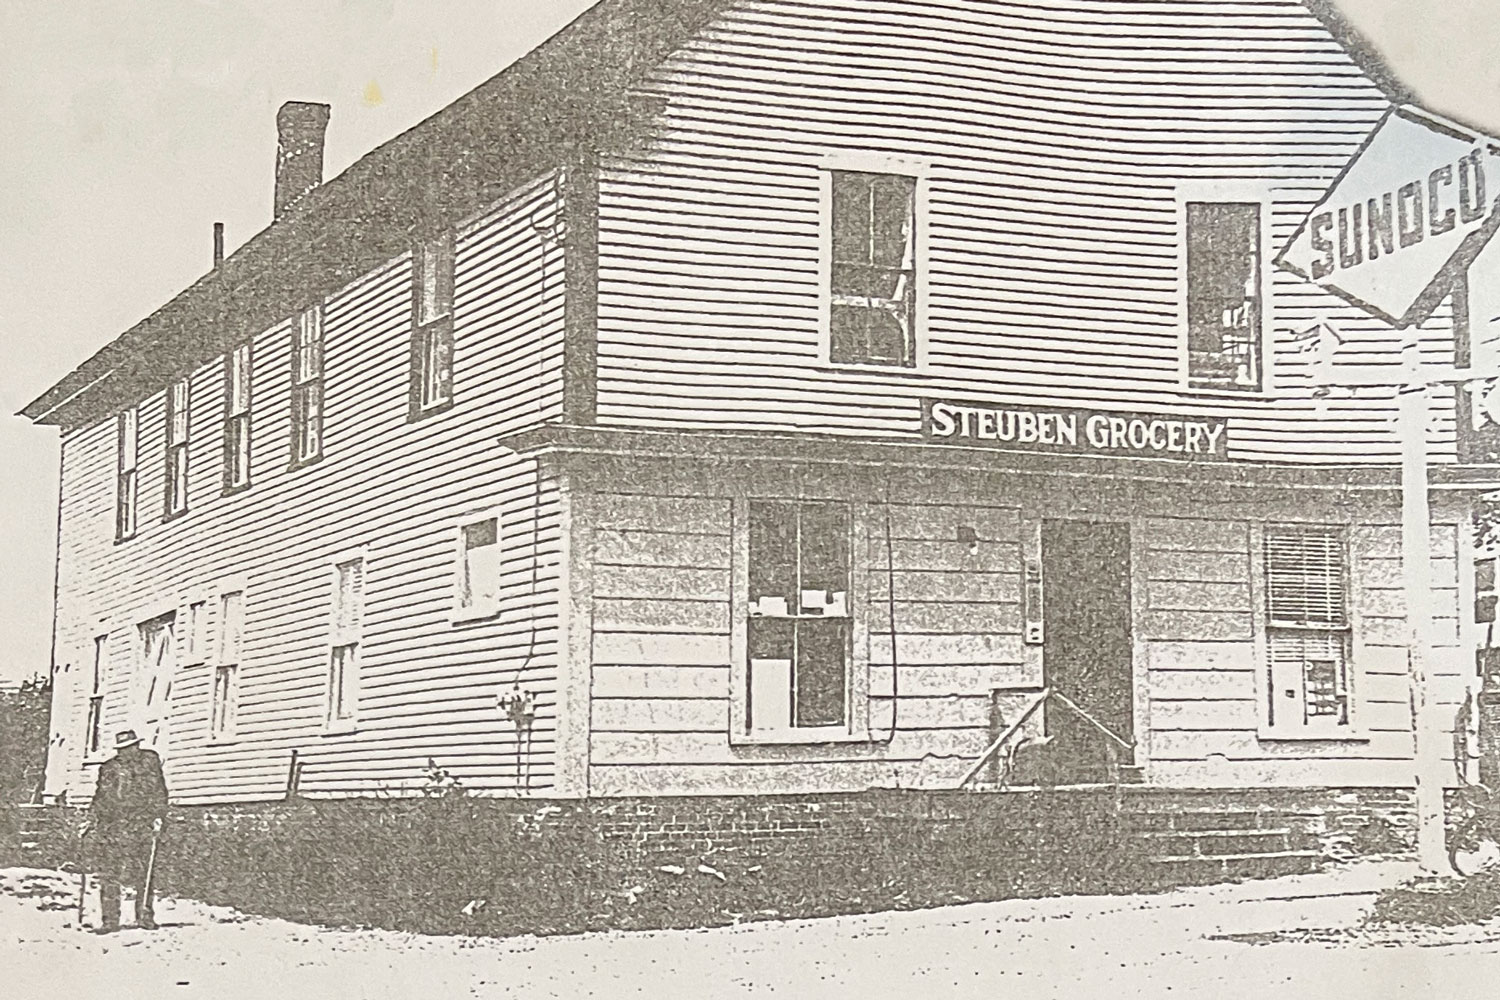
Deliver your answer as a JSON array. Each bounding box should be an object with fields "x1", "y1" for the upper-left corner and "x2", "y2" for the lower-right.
[{"x1": 1276, "y1": 106, "x2": 1500, "y2": 328}]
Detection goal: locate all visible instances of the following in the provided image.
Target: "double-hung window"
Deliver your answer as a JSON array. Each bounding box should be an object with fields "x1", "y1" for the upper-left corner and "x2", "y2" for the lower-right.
[
  {"x1": 115, "y1": 408, "x2": 138, "y2": 541},
  {"x1": 746, "y1": 501, "x2": 852, "y2": 733},
  {"x1": 290, "y1": 306, "x2": 324, "y2": 466},
  {"x1": 86, "y1": 635, "x2": 107, "y2": 757},
  {"x1": 1263, "y1": 525, "x2": 1353, "y2": 735},
  {"x1": 210, "y1": 590, "x2": 244, "y2": 742},
  {"x1": 410, "y1": 233, "x2": 455, "y2": 418},
  {"x1": 223, "y1": 342, "x2": 252, "y2": 492},
  {"x1": 327, "y1": 558, "x2": 363, "y2": 728},
  {"x1": 164, "y1": 378, "x2": 190, "y2": 518},
  {"x1": 1184, "y1": 200, "x2": 1264, "y2": 391},
  {"x1": 827, "y1": 169, "x2": 919, "y2": 367}
]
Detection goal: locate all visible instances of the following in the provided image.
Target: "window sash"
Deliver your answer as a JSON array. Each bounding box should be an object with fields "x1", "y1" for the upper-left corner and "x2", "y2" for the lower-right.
[
  {"x1": 746, "y1": 501, "x2": 852, "y2": 730},
  {"x1": 291, "y1": 383, "x2": 323, "y2": 463},
  {"x1": 210, "y1": 664, "x2": 237, "y2": 740},
  {"x1": 117, "y1": 409, "x2": 138, "y2": 473},
  {"x1": 224, "y1": 413, "x2": 251, "y2": 489},
  {"x1": 829, "y1": 170, "x2": 917, "y2": 368},
  {"x1": 217, "y1": 591, "x2": 245, "y2": 665},
  {"x1": 166, "y1": 442, "x2": 189, "y2": 515},
  {"x1": 460, "y1": 519, "x2": 500, "y2": 611},
  {"x1": 116, "y1": 470, "x2": 137, "y2": 539},
  {"x1": 417, "y1": 321, "x2": 455, "y2": 410},
  {"x1": 1265, "y1": 526, "x2": 1348, "y2": 627},
  {"x1": 86, "y1": 696, "x2": 104, "y2": 755},
  {"x1": 416, "y1": 235, "x2": 455, "y2": 327},
  {"x1": 1267, "y1": 628, "x2": 1351, "y2": 728},
  {"x1": 167, "y1": 380, "x2": 190, "y2": 444},
  {"x1": 328, "y1": 644, "x2": 358, "y2": 723},
  {"x1": 228, "y1": 343, "x2": 252, "y2": 416},
  {"x1": 331, "y1": 558, "x2": 365, "y2": 643}
]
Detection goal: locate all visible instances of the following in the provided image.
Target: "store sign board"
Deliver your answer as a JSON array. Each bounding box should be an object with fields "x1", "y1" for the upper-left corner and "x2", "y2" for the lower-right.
[
  {"x1": 1276, "y1": 106, "x2": 1500, "y2": 327},
  {"x1": 920, "y1": 399, "x2": 1230, "y2": 462}
]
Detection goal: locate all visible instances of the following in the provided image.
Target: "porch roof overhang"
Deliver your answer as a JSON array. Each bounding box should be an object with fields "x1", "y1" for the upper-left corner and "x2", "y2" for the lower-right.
[{"x1": 497, "y1": 423, "x2": 1500, "y2": 493}]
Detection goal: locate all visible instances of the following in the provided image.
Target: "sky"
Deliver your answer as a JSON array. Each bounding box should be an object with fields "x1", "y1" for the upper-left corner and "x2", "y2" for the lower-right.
[{"x1": 1, "y1": 0, "x2": 1498, "y2": 683}]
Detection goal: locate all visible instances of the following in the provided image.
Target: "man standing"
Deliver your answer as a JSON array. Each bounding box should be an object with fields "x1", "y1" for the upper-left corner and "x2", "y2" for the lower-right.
[{"x1": 84, "y1": 729, "x2": 168, "y2": 932}]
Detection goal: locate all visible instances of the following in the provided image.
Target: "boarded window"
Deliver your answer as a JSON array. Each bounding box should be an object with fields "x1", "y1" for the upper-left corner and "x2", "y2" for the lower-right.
[
  {"x1": 411, "y1": 233, "x2": 456, "y2": 416},
  {"x1": 116, "y1": 408, "x2": 138, "y2": 541},
  {"x1": 1186, "y1": 201, "x2": 1262, "y2": 391},
  {"x1": 1264, "y1": 525, "x2": 1351, "y2": 731},
  {"x1": 290, "y1": 306, "x2": 324, "y2": 465},
  {"x1": 747, "y1": 501, "x2": 851, "y2": 730},
  {"x1": 459, "y1": 518, "x2": 501, "y2": 615},
  {"x1": 223, "y1": 342, "x2": 253, "y2": 492},
  {"x1": 829, "y1": 170, "x2": 917, "y2": 367}
]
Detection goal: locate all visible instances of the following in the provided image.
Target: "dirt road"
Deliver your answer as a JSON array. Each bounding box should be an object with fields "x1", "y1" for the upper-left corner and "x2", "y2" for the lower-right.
[{"x1": 3, "y1": 861, "x2": 1497, "y2": 999}]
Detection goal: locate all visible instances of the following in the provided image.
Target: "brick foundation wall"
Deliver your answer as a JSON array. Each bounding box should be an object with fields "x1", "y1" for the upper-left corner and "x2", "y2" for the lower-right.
[{"x1": 6, "y1": 785, "x2": 1443, "y2": 937}]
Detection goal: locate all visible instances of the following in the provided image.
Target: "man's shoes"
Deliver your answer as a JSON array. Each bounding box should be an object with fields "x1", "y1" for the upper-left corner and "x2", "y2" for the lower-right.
[
  {"x1": 137, "y1": 917, "x2": 157, "y2": 930},
  {"x1": 92, "y1": 924, "x2": 120, "y2": 935}
]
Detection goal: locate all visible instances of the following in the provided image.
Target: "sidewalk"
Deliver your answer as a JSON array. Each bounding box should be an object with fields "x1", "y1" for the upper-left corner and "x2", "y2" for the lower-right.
[{"x1": 3, "y1": 861, "x2": 1497, "y2": 999}]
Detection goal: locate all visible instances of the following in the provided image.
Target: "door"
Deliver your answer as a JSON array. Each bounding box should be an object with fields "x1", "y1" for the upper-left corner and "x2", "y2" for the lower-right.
[{"x1": 1041, "y1": 520, "x2": 1135, "y2": 782}]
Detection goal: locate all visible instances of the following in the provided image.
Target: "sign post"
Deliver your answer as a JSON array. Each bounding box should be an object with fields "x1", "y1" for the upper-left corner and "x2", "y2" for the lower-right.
[{"x1": 1278, "y1": 105, "x2": 1500, "y2": 873}]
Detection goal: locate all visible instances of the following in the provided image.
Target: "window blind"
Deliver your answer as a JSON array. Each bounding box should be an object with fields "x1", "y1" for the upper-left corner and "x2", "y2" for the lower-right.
[{"x1": 1264, "y1": 525, "x2": 1346, "y2": 627}]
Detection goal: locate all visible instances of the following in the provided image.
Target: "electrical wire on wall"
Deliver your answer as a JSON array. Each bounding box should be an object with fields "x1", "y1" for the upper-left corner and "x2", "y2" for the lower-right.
[{"x1": 496, "y1": 167, "x2": 570, "y2": 793}]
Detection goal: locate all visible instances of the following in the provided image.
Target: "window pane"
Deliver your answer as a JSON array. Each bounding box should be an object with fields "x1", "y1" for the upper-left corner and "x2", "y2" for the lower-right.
[
  {"x1": 794, "y1": 619, "x2": 848, "y2": 727},
  {"x1": 798, "y1": 502, "x2": 849, "y2": 609},
  {"x1": 748, "y1": 618, "x2": 794, "y2": 731},
  {"x1": 119, "y1": 409, "x2": 138, "y2": 471},
  {"x1": 1268, "y1": 629, "x2": 1349, "y2": 727},
  {"x1": 870, "y1": 175, "x2": 915, "y2": 268},
  {"x1": 1186, "y1": 201, "x2": 1261, "y2": 390},
  {"x1": 830, "y1": 172, "x2": 871, "y2": 264},
  {"x1": 230, "y1": 344, "x2": 252, "y2": 414},
  {"x1": 219, "y1": 591, "x2": 244, "y2": 664},
  {"x1": 749, "y1": 502, "x2": 797, "y2": 615}
]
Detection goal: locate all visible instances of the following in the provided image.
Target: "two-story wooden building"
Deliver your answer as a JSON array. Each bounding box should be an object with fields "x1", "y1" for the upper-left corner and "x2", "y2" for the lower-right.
[{"x1": 22, "y1": 0, "x2": 1498, "y2": 808}]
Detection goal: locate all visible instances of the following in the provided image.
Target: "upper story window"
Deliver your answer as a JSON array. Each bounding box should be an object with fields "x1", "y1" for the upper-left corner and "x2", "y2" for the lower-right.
[
  {"x1": 115, "y1": 407, "x2": 138, "y2": 541},
  {"x1": 290, "y1": 306, "x2": 324, "y2": 466},
  {"x1": 1263, "y1": 524, "x2": 1352, "y2": 736},
  {"x1": 164, "y1": 378, "x2": 190, "y2": 519},
  {"x1": 826, "y1": 169, "x2": 920, "y2": 368},
  {"x1": 1184, "y1": 200, "x2": 1264, "y2": 392},
  {"x1": 746, "y1": 500, "x2": 852, "y2": 732},
  {"x1": 410, "y1": 233, "x2": 455, "y2": 418},
  {"x1": 223, "y1": 342, "x2": 253, "y2": 493}
]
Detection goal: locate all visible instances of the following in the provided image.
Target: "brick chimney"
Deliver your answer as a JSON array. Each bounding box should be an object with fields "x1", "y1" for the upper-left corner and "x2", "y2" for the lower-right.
[{"x1": 274, "y1": 101, "x2": 331, "y2": 219}]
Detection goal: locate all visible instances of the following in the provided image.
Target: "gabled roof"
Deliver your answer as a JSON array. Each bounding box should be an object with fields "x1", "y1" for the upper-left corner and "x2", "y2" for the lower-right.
[
  {"x1": 20, "y1": 0, "x2": 1407, "y2": 428},
  {"x1": 21, "y1": 0, "x2": 732, "y2": 428}
]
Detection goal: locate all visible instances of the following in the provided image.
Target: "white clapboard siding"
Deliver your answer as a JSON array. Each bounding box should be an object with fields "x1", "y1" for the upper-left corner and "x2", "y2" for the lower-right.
[
  {"x1": 584, "y1": 490, "x2": 1024, "y2": 794},
  {"x1": 1144, "y1": 510, "x2": 1471, "y2": 787},
  {"x1": 50, "y1": 175, "x2": 568, "y2": 805},
  {"x1": 592, "y1": 0, "x2": 1459, "y2": 463}
]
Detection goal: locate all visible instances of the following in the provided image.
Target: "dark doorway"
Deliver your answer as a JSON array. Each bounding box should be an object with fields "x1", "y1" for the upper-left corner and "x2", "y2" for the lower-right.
[{"x1": 1041, "y1": 520, "x2": 1135, "y2": 783}]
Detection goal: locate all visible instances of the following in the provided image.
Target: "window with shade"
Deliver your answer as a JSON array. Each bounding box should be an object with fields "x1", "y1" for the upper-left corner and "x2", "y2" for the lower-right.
[
  {"x1": 290, "y1": 305, "x2": 324, "y2": 466},
  {"x1": 1185, "y1": 201, "x2": 1263, "y2": 392},
  {"x1": 1263, "y1": 525, "x2": 1352, "y2": 734},
  {"x1": 164, "y1": 378, "x2": 190, "y2": 518},
  {"x1": 828, "y1": 170, "x2": 918, "y2": 368},
  {"x1": 223, "y1": 342, "x2": 252, "y2": 493},
  {"x1": 115, "y1": 407, "x2": 138, "y2": 542},
  {"x1": 746, "y1": 501, "x2": 852, "y2": 733},
  {"x1": 327, "y1": 558, "x2": 363, "y2": 729},
  {"x1": 410, "y1": 233, "x2": 455, "y2": 418}
]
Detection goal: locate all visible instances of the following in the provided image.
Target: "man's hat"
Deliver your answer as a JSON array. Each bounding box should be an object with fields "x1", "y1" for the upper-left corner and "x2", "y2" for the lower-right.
[{"x1": 114, "y1": 729, "x2": 141, "y2": 749}]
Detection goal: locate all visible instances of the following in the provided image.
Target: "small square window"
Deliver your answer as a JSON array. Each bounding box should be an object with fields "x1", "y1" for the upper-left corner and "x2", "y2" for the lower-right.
[{"x1": 457, "y1": 518, "x2": 500, "y2": 618}]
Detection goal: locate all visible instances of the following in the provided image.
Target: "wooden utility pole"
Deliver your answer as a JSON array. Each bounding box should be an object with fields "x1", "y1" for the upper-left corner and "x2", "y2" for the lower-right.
[{"x1": 1398, "y1": 328, "x2": 1448, "y2": 873}]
